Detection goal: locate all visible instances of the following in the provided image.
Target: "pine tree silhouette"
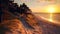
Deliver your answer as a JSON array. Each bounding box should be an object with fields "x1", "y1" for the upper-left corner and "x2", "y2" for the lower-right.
[{"x1": 19, "y1": 3, "x2": 32, "y2": 16}]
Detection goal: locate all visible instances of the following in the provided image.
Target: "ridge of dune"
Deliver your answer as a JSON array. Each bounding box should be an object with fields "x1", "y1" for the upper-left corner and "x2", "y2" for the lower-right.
[{"x1": 0, "y1": 11, "x2": 43, "y2": 34}]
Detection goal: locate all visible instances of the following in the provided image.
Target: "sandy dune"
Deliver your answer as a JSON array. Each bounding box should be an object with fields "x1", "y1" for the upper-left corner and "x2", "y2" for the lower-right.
[{"x1": 0, "y1": 11, "x2": 60, "y2": 34}]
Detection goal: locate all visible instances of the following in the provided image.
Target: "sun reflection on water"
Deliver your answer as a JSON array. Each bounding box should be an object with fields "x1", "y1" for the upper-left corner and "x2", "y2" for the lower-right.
[{"x1": 49, "y1": 13, "x2": 53, "y2": 22}]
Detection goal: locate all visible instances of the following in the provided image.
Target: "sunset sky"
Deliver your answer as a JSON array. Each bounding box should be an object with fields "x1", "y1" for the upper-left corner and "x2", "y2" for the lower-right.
[{"x1": 14, "y1": 0, "x2": 60, "y2": 13}]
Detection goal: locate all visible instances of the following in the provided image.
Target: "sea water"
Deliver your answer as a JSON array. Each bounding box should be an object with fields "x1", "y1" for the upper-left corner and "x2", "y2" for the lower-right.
[{"x1": 35, "y1": 13, "x2": 60, "y2": 24}]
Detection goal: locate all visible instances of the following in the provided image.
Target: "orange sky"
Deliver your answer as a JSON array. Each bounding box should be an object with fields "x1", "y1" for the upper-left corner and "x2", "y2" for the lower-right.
[{"x1": 14, "y1": 0, "x2": 60, "y2": 13}]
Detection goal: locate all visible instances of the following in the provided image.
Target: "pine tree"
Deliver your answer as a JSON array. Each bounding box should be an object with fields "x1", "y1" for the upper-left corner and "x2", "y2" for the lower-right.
[{"x1": 19, "y1": 3, "x2": 32, "y2": 15}]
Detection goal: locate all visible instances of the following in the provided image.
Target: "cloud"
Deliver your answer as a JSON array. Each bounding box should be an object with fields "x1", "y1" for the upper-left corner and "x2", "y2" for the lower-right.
[{"x1": 34, "y1": 0, "x2": 56, "y2": 3}]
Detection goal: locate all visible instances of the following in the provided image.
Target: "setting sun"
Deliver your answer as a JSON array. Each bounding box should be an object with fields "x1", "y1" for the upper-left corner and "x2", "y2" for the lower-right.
[
  {"x1": 45, "y1": 5, "x2": 59, "y2": 13},
  {"x1": 48, "y1": 7, "x2": 55, "y2": 13}
]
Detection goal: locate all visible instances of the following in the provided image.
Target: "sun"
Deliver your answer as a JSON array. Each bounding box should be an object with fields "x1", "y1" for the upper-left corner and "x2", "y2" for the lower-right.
[
  {"x1": 47, "y1": 7, "x2": 55, "y2": 13},
  {"x1": 45, "y1": 5, "x2": 58, "y2": 13}
]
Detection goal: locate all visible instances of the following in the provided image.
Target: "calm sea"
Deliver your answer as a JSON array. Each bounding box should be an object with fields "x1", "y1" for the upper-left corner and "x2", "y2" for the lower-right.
[{"x1": 35, "y1": 13, "x2": 60, "y2": 24}]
